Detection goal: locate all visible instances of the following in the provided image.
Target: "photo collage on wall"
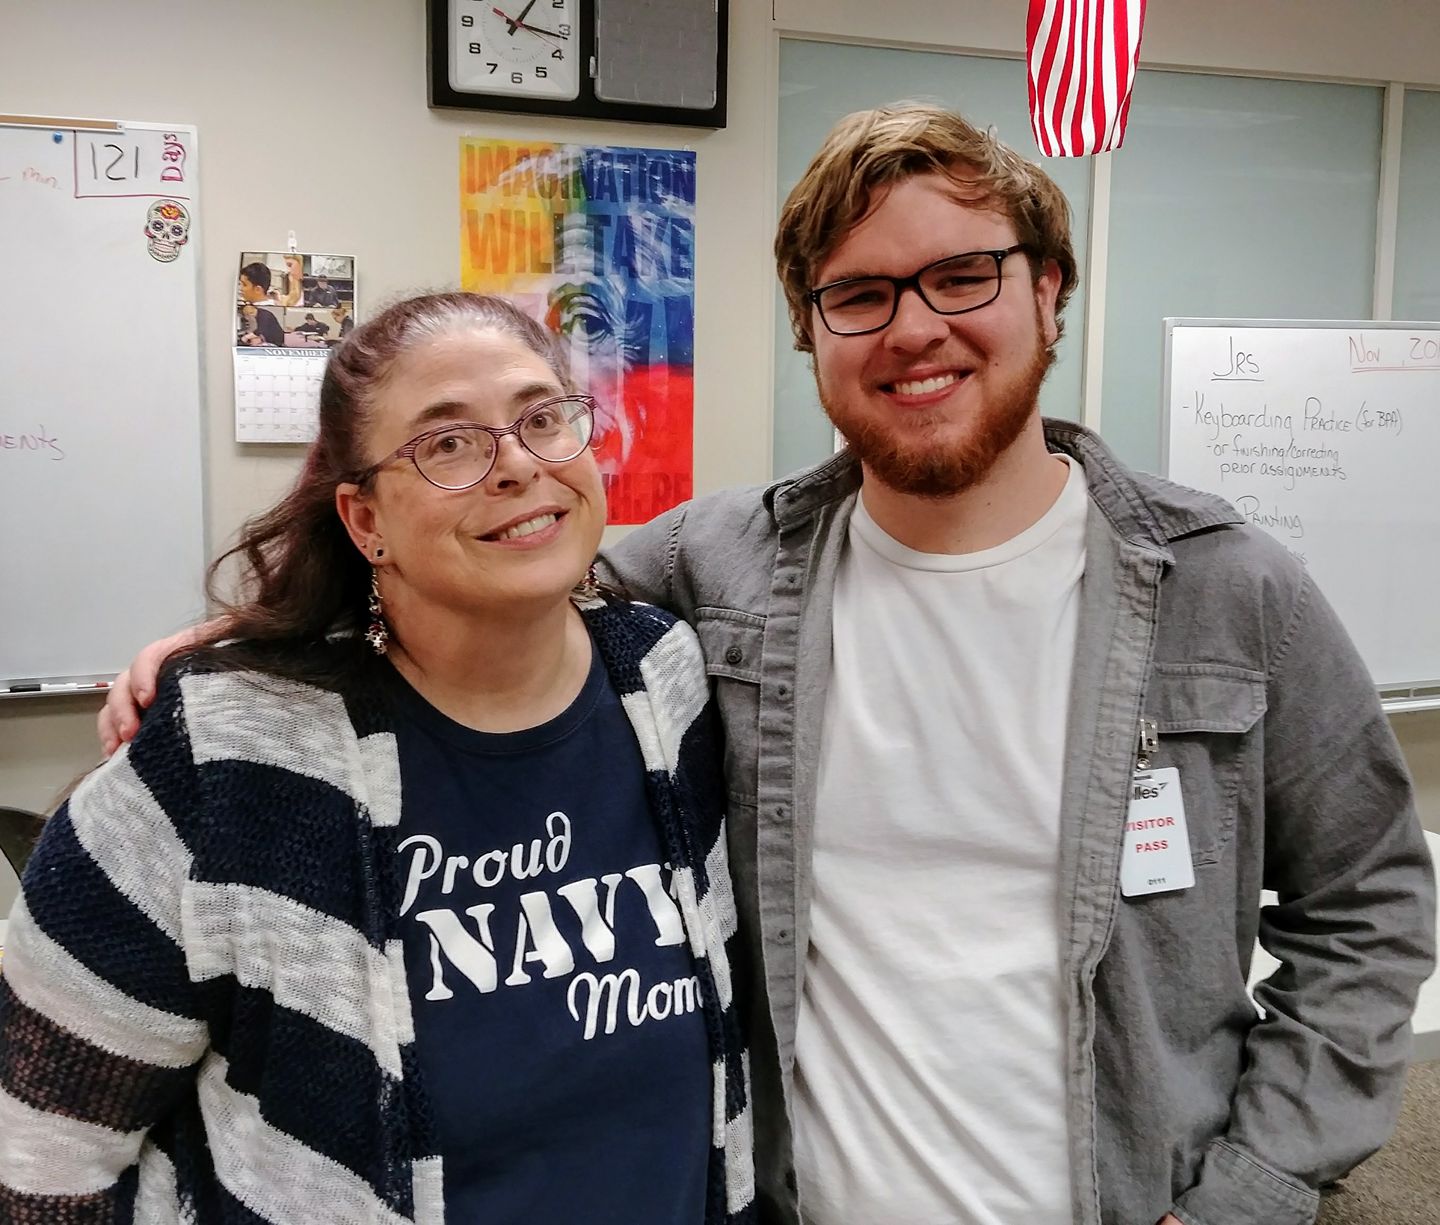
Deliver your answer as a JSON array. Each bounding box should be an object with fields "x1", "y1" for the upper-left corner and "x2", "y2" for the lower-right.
[{"x1": 236, "y1": 251, "x2": 356, "y2": 350}]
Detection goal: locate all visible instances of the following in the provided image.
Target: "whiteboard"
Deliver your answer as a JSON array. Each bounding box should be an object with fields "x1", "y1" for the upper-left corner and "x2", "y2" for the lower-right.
[
  {"x1": 1163, "y1": 319, "x2": 1440, "y2": 697},
  {"x1": 0, "y1": 120, "x2": 206, "y2": 694}
]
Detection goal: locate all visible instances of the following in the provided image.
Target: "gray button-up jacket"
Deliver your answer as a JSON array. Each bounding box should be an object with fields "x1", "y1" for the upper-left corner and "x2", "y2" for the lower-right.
[{"x1": 601, "y1": 420, "x2": 1435, "y2": 1225}]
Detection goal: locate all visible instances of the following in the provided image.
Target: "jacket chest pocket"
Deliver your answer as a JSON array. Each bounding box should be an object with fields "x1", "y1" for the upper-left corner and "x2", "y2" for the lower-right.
[
  {"x1": 1144, "y1": 664, "x2": 1267, "y2": 865},
  {"x1": 695, "y1": 607, "x2": 765, "y2": 808}
]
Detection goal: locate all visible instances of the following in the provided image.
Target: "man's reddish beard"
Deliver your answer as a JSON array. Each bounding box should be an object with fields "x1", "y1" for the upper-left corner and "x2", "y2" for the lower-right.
[{"x1": 819, "y1": 306, "x2": 1055, "y2": 499}]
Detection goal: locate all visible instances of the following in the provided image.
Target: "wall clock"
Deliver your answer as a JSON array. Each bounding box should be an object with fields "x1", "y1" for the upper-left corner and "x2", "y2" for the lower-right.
[{"x1": 428, "y1": 0, "x2": 728, "y2": 129}]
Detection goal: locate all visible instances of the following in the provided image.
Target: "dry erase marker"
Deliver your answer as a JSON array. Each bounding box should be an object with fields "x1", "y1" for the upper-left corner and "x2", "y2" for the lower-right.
[{"x1": 4, "y1": 681, "x2": 111, "y2": 694}]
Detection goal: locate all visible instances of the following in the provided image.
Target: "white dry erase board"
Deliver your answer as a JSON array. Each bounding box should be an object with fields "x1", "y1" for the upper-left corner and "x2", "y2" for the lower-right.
[
  {"x1": 1163, "y1": 319, "x2": 1440, "y2": 708},
  {"x1": 0, "y1": 119, "x2": 206, "y2": 696}
]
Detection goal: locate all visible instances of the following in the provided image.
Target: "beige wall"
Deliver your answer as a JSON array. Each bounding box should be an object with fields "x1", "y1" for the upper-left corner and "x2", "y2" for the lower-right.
[{"x1": 4, "y1": 0, "x2": 1440, "y2": 913}]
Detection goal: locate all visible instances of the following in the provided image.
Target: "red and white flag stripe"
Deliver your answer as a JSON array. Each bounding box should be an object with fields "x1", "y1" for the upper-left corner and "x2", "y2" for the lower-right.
[{"x1": 1026, "y1": 0, "x2": 1147, "y2": 157}]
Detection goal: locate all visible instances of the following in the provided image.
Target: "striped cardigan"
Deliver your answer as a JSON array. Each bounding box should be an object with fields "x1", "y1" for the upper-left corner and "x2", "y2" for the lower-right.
[{"x1": 0, "y1": 598, "x2": 754, "y2": 1224}]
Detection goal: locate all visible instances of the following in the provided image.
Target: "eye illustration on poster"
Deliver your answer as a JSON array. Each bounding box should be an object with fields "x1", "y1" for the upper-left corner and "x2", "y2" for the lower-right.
[{"x1": 460, "y1": 140, "x2": 695, "y2": 525}]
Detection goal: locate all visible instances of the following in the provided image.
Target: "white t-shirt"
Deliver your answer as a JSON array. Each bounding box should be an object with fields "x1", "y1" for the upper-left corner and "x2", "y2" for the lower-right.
[{"x1": 794, "y1": 456, "x2": 1088, "y2": 1225}]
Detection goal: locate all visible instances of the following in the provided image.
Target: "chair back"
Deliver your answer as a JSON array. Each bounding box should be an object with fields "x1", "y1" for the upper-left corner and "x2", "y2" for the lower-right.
[{"x1": 0, "y1": 806, "x2": 45, "y2": 877}]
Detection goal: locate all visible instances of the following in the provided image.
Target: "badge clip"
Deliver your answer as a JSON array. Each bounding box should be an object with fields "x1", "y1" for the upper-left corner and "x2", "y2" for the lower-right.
[{"x1": 1137, "y1": 717, "x2": 1158, "y2": 771}]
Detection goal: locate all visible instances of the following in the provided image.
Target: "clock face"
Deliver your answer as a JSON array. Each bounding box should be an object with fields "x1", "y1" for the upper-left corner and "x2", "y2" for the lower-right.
[{"x1": 450, "y1": 0, "x2": 580, "y2": 100}]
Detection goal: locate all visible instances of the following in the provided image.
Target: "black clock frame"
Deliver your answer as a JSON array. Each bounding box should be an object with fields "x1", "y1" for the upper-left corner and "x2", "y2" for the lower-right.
[{"x1": 427, "y1": 0, "x2": 728, "y2": 129}]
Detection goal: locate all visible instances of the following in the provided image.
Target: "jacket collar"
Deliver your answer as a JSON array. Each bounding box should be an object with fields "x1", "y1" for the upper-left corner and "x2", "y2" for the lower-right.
[
  {"x1": 761, "y1": 445, "x2": 860, "y2": 524},
  {"x1": 763, "y1": 417, "x2": 1242, "y2": 557},
  {"x1": 1043, "y1": 419, "x2": 1243, "y2": 555}
]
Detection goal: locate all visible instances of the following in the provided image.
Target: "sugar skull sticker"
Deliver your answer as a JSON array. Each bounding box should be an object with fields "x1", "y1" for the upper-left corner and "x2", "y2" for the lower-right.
[{"x1": 145, "y1": 200, "x2": 191, "y2": 263}]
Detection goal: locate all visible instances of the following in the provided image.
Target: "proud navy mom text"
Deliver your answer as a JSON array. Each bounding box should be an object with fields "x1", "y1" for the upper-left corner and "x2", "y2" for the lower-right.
[{"x1": 398, "y1": 811, "x2": 701, "y2": 1040}]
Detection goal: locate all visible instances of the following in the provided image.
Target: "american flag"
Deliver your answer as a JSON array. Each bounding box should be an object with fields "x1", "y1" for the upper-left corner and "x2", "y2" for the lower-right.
[{"x1": 1026, "y1": 0, "x2": 1147, "y2": 156}]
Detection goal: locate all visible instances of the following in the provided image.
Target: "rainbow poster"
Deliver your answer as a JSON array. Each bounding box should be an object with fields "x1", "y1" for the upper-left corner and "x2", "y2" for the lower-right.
[{"x1": 460, "y1": 139, "x2": 695, "y2": 525}]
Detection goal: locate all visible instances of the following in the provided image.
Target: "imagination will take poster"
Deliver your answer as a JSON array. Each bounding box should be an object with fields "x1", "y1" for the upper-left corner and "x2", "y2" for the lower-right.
[{"x1": 460, "y1": 139, "x2": 695, "y2": 526}]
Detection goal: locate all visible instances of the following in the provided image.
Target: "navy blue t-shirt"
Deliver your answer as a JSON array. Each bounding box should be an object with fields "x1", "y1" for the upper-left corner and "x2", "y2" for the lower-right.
[{"x1": 387, "y1": 645, "x2": 712, "y2": 1223}]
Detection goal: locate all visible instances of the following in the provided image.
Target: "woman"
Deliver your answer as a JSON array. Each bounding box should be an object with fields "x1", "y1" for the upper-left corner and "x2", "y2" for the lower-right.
[
  {"x1": 0, "y1": 293, "x2": 754, "y2": 1224},
  {"x1": 277, "y1": 252, "x2": 306, "y2": 307},
  {"x1": 333, "y1": 298, "x2": 355, "y2": 340}
]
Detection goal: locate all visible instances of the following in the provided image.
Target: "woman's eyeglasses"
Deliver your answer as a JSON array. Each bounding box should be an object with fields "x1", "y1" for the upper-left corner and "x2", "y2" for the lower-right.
[{"x1": 352, "y1": 394, "x2": 596, "y2": 491}]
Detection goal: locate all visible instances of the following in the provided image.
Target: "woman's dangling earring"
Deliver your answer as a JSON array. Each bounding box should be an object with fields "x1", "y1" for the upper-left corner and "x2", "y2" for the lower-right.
[
  {"x1": 365, "y1": 567, "x2": 389, "y2": 655},
  {"x1": 573, "y1": 563, "x2": 602, "y2": 602}
]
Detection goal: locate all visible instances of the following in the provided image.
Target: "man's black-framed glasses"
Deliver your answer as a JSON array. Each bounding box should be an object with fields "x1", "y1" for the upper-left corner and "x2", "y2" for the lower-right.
[
  {"x1": 353, "y1": 393, "x2": 596, "y2": 491},
  {"x1": 808, "y1": 244, "x2": 1032, "y2": 337}
]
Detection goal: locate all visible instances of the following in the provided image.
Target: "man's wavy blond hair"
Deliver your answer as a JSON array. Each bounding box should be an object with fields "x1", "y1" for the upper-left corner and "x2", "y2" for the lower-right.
[{"x1": 775, "y1": 102, "x2": 1079, "y2": 354}]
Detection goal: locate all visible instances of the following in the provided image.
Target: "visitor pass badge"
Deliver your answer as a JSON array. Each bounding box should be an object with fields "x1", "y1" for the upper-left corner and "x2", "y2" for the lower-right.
[{"x1": 1120, "y1": 767, "x2": 1195, "y2": 897}]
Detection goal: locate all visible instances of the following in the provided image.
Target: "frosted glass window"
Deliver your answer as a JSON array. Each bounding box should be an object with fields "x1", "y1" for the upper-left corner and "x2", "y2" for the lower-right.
[
  {"x1": 1395, "y1": 89, "x2": 1440, "y2": 323},
  {"x1": 1101, "y1": 71, "x2": 1382, "y2": 472},
  {"x1": 775, "y1": 40, "x2": 1092, "y2": 479}
]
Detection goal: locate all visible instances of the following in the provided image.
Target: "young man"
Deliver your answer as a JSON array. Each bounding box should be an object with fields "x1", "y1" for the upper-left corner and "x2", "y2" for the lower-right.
[
  {"x1": 237, "y1": 262, "x2": 285, "y2": 347},
  {"x1": 292, "y1": 311, "x2": 330, "y2": 338},
  {"x1": 600, "y1": 105, "x2": 1435, "y2": 1225},
  {"x1": 306, "y1": 274, "x2": 339, "y2": 307},
  {"x1": 237, "y1": 261, "x2": 279, "y2": 306},
  {"x1": 101, "y1": 105, "x2": 1433, "y2": 1225}
]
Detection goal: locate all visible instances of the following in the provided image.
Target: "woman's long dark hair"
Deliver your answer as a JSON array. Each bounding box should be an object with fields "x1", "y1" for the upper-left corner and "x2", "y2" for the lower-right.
[{"x1": 176, "y1": 292, "x2": 573, "y2": 689}]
